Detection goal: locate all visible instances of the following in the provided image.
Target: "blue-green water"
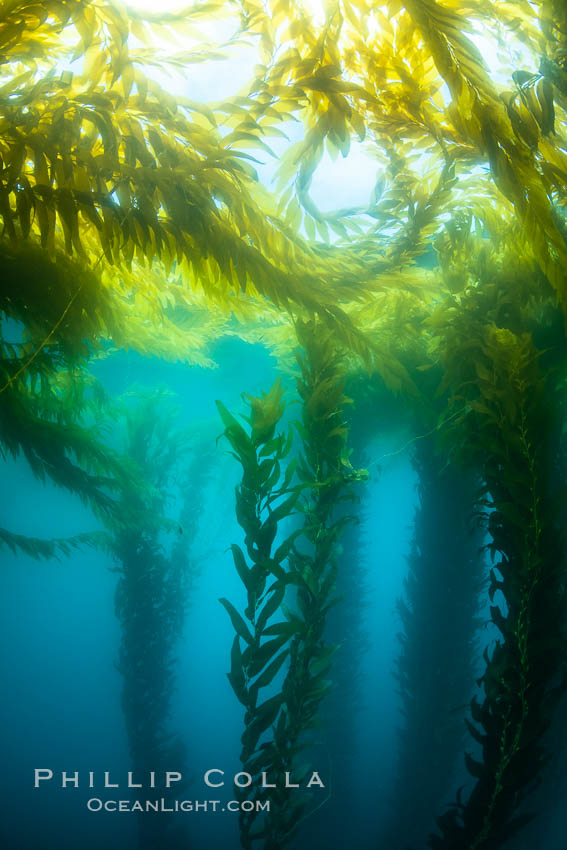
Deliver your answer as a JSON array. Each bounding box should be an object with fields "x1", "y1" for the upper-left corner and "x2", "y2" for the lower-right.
[
  {"x1": 1, "y1": 337, "x2": 566, "y2": 850},
  {"x1": 0, "y1": 340, "x2": 415, "y2": 850}
]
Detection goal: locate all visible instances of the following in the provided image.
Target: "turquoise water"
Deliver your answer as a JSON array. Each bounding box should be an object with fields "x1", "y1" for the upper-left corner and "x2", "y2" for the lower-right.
[{"x1": 0, "y1": 338, "x2": 423, "y2": 850}]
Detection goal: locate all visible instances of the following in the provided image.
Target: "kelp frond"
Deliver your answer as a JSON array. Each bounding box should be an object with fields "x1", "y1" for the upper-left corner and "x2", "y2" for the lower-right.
[{"x1": 0, "y1": 526, "x2": 108, "y2": 561}]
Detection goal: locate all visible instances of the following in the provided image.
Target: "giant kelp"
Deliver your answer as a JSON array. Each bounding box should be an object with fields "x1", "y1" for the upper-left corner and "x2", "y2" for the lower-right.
[
  {"x1": 218, "y1": 322, "x2": 361, "y2": 849},
  {"x1": 108, "y1": 391, "x2": 206, "y2": 850},
  {"x1": 4, "y1": 0, "x2": 567, "y2": 357},
  {"x1": 362, "y1": 346, "x2": 487, "y2": 849},
  {"x1": 425, "y1": 268, "x2": 567, "y2": 849},
  {"x1": 0, "y1": 0, "x2": 385, "y2": 368},
  {"x1": 7, "y1": 0, "x2": 567, "y2": 407},
  {"x1": 313, "y1": 460, "x2": 370, "y2": 848},
  {"x1": 264, "y1": 320, "x2": 361, "y2": 846},
  {"x1": 389, "y1": 433, "x2": 484, "y2": 850},
  {"x1": 217, "y1": 377, "x2": 303, "y2": 849},
  {"x1": 4, "y1": 4, "x2": 567, "y2": 850},
  {"x1": 0, "y1": 307, "x2": 131, "y2": 558}
]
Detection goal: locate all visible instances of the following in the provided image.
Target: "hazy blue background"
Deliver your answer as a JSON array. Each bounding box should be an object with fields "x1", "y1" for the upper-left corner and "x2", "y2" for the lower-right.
[{"x1": 0, "y1": 337, "x2": 419, "y2": 849}]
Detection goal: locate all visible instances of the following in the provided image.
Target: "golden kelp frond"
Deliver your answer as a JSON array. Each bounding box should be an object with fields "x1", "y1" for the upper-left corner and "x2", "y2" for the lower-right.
[
  {"x1": 426, "y1": 251, "x2": 557, "y2": 394},
  {"x1": 4, "y1": 0, "x2": 567, "y2": 365},
  {"x1": 227, "y1": 303, "x2": 297, "y2": 366},
  {"x1": 238, "y1": 0, "x2": 567, "y2": 317},
  {"x1": 346, "y1": 7, "x2": 455, "y2": 153},
  {"x1": 397, "y1": 0, "x2": 567, "y2": 306},
  {"x1": 346, "y1": 291, "x2": 427, "y2": 394},
  {"x1": 242, "y1": 374, "x2": 286, "y2": 445},
  {"x1": 432, "y1": 210, "x2": 553, "y2": 309},
  {"x1": 238, "y1": 282, "x2": 428, "y2": 393},
  {"x1": 538, "y1": 0, "x2": 567, "y2": 95},
  {"x1": 0, "y1": 244, "x2": 232, "y2": 376},
  {"x1": 100, "y1": 263, "x2": 234, "y2": 367},
  {"x1": 0, "y1": 1, "x2": 384, "y2": 344},
  {"x1": 107, "y1": 308, "x2": 228, "y2": 369},
  {"x1": 0, "y1": 244, "x2": 118, "y2": 361},
  {"x1": 0, "y1": 1, "x2": 79, "y2": 69},
  {"x1": 240, "y1": 0, "x2": 463, "y2": 263},
  {"x1": 0, "y1": 0, "x2": 234, "y2": 86},
  {"x1": 234, "y1": 260, "x2": 440, "y2": 388}
]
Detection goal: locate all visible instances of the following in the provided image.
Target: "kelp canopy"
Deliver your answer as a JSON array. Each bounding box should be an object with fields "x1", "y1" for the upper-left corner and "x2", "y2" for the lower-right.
[
  {"x1": 3, "y1": 2, "x2": 567, "y2": 850},
  {"x1": 2, "y1": 0, "x2": 567, "y2": 375}
]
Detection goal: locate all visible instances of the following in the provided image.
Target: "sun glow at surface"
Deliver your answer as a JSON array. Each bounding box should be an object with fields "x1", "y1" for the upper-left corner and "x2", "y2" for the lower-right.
[
  {"x1": 124, "y1": 0, "x2": 190, "y2": 13},
  {"x1": 298, "y1": 0, "x2": 327, "y2": 26},
  {"x1": 107, "y1": 0, "x2": 548, "y2": 238}
]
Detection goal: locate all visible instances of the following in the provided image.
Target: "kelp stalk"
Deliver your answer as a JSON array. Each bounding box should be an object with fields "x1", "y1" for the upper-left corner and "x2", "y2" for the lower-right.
[
  {"x1": 264, "y1": 320, "x2": 361, "y2": 847},
  {"x1": 388, "y1": 434, "x2": 483, "y2": 850},
  {"x1": 429, "y1": 318, "x2": 567, "y2": 850},
  {"x1": 217, "y1": 378, "x2": 301, "y2": 850},
  {"x1": 109, "y1": 394, "x2": 196, "y2": 850}
]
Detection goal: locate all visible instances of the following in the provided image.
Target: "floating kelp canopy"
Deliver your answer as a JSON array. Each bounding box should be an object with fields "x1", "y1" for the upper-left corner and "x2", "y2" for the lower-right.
[
  {"x1": 2, "y1": 2, "x2": 567, "y2": 850},
  {"x1": 0, "y1": 1, "x2": 565, "y2": 392}
]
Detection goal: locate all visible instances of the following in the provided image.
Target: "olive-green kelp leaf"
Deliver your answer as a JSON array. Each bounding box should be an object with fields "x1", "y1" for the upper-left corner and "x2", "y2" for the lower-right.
[
  {"x1": 255, "y1": 319, "x2": 361, "y2": 850},
  {"x1": 4, "y1": 5, "x2": 567, "y2": 846},
  {"x1": 239, "y1": 0, "x2": 567, "y2": 349},
  {"x1": 0, "y1": 527, "x2": 108, "y2": 561},
  {"x1": 0, "y1": 243, "x2": 228, "y2": 384},
  {"x1": 5, "y1": 0, "x2": 567, "y2": 377},
  {"x1": 220, "y1": 597, "x2": 254, "y2": 645},
  {"x1": 425, "y1": 273, "x2": 567, "y2": 850},
  {"x1": 397, "y1": 0, "x2": 567, "y2": 311},
  {"x1": 0, "y1": 377, "x2": 128, "y2": 520},
  {"x1": 218, "y1": 379, "x2": 305, "y2": 849}
]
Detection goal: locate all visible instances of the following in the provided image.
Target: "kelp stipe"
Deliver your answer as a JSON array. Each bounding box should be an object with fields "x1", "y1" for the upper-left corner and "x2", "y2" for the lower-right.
[
  {"x1": 106, "y1": 392, "x2": 198, "y2": 850},
  {"x1": 5, "y1": 4, "x2": 567, "y2": 850},
  {"x1": 387, "y1": 433, "x2": 483, "y2": 850},
  {"x1": 217, "y1": 338, "x2": 362, "y2": 849},
  {"x1": 315, "y1": 373, "x2": 406, "y2": 845},
  {"x1": 170, "y1": 438, "x2": 217, "y2": 616},
  {"x1": 427, "y1": 298, "x2": 567, "y2": 850},
  {"x1": 216, "y1": 378, "x2": 303, "y2": 850},
  {"x1": 266, "y1": 320, "x2": 362, "y2": 846},
  {"x1": 314, "y1": 462, "x2": 370, "y2": 845}
]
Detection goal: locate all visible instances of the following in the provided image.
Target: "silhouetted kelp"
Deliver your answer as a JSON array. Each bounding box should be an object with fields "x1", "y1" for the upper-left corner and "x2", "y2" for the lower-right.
[
  {"x1": 426, "y1": 275, "x2": 567, "y2": 850},
  {"x1": 4, "y1": 5, "x2": 567, "y2": 850},
  {"x1": 272, "y1": 321, "x2": 361, "y2": 845},
  {"x1": 0, "y1": 248, "x2": 131, "y2": 542},
  {"x1": 108, "y1": 392, "x2": 211, "y2": 850},
  {"x1": 312, "y1": 465, "x2": 371, "y2": 848},
  {"x1": 388, "y1": 434, "x2": 484, "y2": 850}
]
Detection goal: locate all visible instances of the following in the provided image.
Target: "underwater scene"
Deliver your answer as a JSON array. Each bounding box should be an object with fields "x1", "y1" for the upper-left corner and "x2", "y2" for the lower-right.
[{"x1": 2, "y1": 1, "x2": 567, "y2": 849}]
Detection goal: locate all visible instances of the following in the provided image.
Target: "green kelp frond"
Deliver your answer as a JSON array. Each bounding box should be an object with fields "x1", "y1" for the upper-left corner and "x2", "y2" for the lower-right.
[
  {"x1": 217, "y1": 379, "x2": 303, "y2": 850},
  {"x1": 219, "y1": 324, "x2": 363, "y2": 849},
  {"x1": 0, "y1": 382, "x2": 129, "y2": 520},
  {"x1": 0, "y1": 527, "x2": 109, "y2": 561},
  {"x1": 242, "y1": 376, "x2": 286, "y2": 447},
  {"x1": 0, "y1": 0, "x2": 380, "y2": 354},
  {"x1": 426, "y1": 276, "x2": 567, "y2": 850},
  {"x1": 5, "y1": 0, "x2": 567, "y2": 362}
]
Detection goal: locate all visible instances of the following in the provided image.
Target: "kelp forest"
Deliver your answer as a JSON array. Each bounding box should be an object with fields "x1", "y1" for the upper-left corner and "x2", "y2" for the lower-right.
[{"x1": 2, "y1": 1, "x2": 567, "y2": 849}]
